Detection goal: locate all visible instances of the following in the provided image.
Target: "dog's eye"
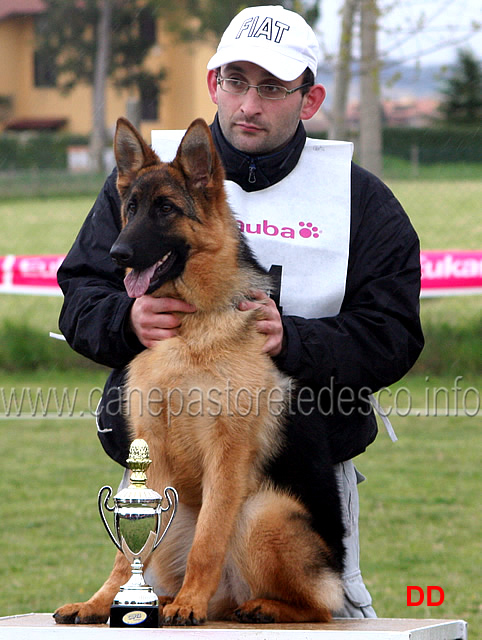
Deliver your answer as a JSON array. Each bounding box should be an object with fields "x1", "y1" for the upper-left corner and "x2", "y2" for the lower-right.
[
  {"x1": 127, "y1": 200, "x2": 137, "y2": 217},
  {"x1": 158, "y1": 202, "x2": 174, "y2": 215},
  {"x1": 153, "y1": 197, "x2": 176, "y2": 217}
]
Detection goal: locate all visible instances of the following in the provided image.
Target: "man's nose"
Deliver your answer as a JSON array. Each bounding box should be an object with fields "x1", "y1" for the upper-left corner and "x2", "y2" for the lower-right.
[{"x1": 240, "y1": 86, "x2": 263, "y2": 113}]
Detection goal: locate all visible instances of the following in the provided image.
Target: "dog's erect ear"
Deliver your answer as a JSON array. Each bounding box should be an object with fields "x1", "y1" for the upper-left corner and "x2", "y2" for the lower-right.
[
  {"x1": 174, "y1": 118, "x2": 222, "y2": 191},
  {"x1": 114, "y1": 117, "x2": 159, "y2": 196}
]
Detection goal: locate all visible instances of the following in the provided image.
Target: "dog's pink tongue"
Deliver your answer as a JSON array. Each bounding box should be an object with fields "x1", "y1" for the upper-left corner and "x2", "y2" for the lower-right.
[{"x1": 124, "y1": 264, "x2": 157, "y2": 298}]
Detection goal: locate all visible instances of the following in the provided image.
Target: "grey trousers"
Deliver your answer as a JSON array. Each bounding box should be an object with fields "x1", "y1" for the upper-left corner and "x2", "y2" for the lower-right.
[
  {"x1": 335, "y1": 460, "x2": 377, "y2": 618},
  {"x1": 118, "y1": 459, "x2": 376, "y2": 618}
]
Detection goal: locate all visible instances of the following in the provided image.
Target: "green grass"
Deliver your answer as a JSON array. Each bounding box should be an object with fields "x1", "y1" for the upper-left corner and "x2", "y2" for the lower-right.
[
  {"x1": 381, "y1": 373, "x2": 481, "y2": 418},
  {"x1": 0, "y1": 195, "x2": 94, "y2": 255},
  {"x1": 0, "y1": 170, "x2": 105, "y2": 199},
  {"x1": 358, "y1": 410, "x2": 480, "y2": 631},
  {"x1": 0, "y1": 370, "x2": 479, "y2": 635},
  {"x1": 0, "y1": 418, "x2": 121, "y2": 616},
  {"x1": 0, "y1": 194, "x2": 99, "y2": 348},
  {"x1": 414, "y1": 299, "x2": 481, "y2": 376},
  {"x1": 388, "y1": 179, "x2": 482, "y2": 251},
  {"x1": 0, "y1": 370, "x2": 118, "y2": 614},
  {"x1": 0, "y1": 369, "x2": 109, "y2": 418},
  {"x1": 0, "y1": 319, "x2": 107, "y2": 371},
  {"x1": 384, "y1": 156, "x2": 482, "y2": 181}
]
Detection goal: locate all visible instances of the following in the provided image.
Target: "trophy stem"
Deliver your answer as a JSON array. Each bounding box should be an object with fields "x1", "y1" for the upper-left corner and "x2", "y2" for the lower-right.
[{"x1": 122, "y1": 558, "x2": 153, "y2": 593}]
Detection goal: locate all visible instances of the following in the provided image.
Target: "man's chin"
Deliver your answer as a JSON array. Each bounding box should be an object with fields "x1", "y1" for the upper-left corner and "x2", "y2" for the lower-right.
[{"x1": 230, "y1": 130, "x2": 269, "y2": 155}]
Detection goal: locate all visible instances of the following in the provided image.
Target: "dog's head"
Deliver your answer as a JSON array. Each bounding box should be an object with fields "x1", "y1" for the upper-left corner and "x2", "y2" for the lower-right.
[{"x1": 110, "y1": 117, "x2": 226, "y2": 298}]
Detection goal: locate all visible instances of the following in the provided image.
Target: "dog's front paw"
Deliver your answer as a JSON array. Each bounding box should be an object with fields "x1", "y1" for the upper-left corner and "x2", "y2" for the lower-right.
[
  {"x1": 234, "y1": 602, "x2": 276, "y2": 624},
  {"x1": 53, "y1": 602, "x2": 109, "y2": 625},
  {"x1": 162, "y1": 599, "x2": 206, "y2": 626}
]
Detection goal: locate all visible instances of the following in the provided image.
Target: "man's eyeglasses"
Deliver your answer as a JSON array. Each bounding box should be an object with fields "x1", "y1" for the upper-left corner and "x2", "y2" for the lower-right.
[{"x1": 216, "y1": 76, "x2": 311, "y2": 101}]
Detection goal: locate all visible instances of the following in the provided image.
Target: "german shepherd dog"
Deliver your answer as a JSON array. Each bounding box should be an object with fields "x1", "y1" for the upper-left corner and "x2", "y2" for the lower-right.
[{"x1": 54, "y1": 118, "x2": 344, "y2": 626}]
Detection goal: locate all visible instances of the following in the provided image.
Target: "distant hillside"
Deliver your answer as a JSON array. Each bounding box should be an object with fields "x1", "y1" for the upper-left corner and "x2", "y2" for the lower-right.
[{"x1": 317, "y1": 62, "x2": 450, "y2": 106}]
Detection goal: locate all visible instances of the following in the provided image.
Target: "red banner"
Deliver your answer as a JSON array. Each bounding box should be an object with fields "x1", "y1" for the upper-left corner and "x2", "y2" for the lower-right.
[
  {"x1": 420, "y1": 250, "x2": 482, "y2": 297},
  {"x1": 0, "y1": 251, "x2": 481, "y2": 297},
  {"x1": 0, "y1": 254, "x2": 64, "y2": 296}
]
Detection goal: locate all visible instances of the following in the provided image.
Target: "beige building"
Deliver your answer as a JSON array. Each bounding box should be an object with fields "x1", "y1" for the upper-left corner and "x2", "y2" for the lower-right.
[{"x1": 0, "y1": 0, "x2": 217, "y2": 141}]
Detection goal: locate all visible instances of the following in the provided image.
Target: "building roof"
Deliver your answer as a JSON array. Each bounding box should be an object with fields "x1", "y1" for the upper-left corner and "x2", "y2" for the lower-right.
[
  {"x1": 0, "y1": 0, "x2": 46, "y2": 22},
  {"x1": 4, "y1": 117, "x2": 67, "y2": 131}
]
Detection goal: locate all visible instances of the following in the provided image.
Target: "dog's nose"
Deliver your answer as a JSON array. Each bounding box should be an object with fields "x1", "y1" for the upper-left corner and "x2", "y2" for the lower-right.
[{"x1": 110, "y1": 242, "x2": 134, "y2": 266}]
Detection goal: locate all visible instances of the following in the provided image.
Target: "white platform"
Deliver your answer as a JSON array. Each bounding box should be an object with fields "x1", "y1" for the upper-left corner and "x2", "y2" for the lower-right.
[{"x1": 0, "y1": 613, "x2": 468, "y2": 639}]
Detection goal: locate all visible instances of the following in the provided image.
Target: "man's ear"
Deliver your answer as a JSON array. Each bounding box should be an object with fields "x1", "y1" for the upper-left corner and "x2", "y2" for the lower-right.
[
  {"x1": 300, "y1": 84, "x2": 326, "y2": 121},
  {"x1": 207, "y1": 69, "x2": 219, "y2": 106}
]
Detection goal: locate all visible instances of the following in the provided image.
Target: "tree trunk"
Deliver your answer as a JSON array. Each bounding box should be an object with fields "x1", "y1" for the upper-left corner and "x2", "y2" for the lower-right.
[
  {"x1": 329, "y1": 0, "x2": 359, "y2": 141},
  {"x1": 359, "y1": 0, "x2": 382, "y2": 177},
  {"x1": 90, "y1": 0, "x2": 112, "y2": 172}
]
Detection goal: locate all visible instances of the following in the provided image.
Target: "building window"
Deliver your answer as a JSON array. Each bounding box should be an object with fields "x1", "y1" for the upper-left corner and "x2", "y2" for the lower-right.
[
  {"x1": 140, "y1": 79, "x2": 159, "y2": 121},
  {"x1": 34, "y1": 16, "x2": 56, "y2": 87},
  {"x1": 34, "y1": 51, "x2": 57, "y2": 87},
  {"x1": 139, "y1": 7, "x2": 157, "y2": 47}
]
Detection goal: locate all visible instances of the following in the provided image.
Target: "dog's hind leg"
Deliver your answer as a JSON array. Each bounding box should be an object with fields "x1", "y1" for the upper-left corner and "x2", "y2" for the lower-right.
[
  {"x1": 53, "y1": 550, "x2": 130, "y2": 624},
  {"x1": 231, "y1": 488, "x2": 344, "y2": 623}
]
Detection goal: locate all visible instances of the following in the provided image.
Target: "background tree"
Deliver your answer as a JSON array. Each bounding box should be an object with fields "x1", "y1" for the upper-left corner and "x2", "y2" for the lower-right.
[
  {"x1": 329, "y1": 0, "x2": 382, "y2": 176},
  {"x1": 36, "y1": 0, "x2": 167, "y2": 169},
  {"x1": 90, "y1": 0, "x2": 112, "y2": 172},
  {"x1": 328, "y1": 0, "x2": 481, "y2": 175},
  {"x1": 329, "y1": 0, "x2": 358, "y2": 141},
  {"x1": 170, "y1": 1, "x2": 319, "y2": 40},
  {"x1": 438, "y1": 48, "x2": 482, "y2": 125},
  {"x1": 36, "y1": 0, "x2": 319, "y2": 171},
  {"x1": 359, "y1": 0, "x2": 382, "y2": 177}
]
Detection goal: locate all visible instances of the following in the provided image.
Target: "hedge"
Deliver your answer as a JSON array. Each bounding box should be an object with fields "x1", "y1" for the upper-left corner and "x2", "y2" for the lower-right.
[
  {"x1": 312, "y1": 126, "x2": 481, "y2": 164},
  {"x1": 0, "y1": 132, "x2": 89, "y2": 170},
  {"x1": 382, "y1": 126, "x2": 482, "y2": 164}
]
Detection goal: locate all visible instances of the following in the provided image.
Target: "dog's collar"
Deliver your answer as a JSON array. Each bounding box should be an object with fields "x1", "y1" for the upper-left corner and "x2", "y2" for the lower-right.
[{"x1": 210, "y1": 114, "x2": 306, "y2": 193}]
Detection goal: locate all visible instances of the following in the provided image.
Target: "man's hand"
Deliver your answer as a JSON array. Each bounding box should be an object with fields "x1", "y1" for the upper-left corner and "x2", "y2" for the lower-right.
[
  {"x1": 238, "y1": 290, "x2": 284, "y2": 357},
  {"x1": 129, "y1": 296, "x2": 196, "y2": 348}
]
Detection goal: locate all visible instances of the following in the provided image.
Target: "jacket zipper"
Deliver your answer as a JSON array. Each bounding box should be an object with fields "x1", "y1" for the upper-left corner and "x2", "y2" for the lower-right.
[{"x1": 248, "y1": 159, "x2": 257, "y2": 184}]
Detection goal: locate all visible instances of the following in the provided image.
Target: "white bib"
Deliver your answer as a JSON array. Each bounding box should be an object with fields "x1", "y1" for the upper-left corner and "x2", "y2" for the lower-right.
[{"x1": 151, "y1": 132, "x2": 353, "y2": 319}]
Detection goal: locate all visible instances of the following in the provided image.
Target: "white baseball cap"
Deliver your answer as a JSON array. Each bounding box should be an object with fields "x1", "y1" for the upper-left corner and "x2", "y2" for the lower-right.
[{"x1": 207, "y1": 5, "x2": 319, "y2": 82}]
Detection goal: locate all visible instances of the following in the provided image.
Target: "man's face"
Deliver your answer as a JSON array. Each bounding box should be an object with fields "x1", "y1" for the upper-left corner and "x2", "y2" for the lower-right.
[{"x1": 207, "y1": 61, "x2": 323, "y2": 155}]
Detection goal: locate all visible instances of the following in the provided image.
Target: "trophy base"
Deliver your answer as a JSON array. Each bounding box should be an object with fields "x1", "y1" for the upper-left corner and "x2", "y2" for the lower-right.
[{"x1": 109, "y1": 604, "x2": 159, "y2": 628}]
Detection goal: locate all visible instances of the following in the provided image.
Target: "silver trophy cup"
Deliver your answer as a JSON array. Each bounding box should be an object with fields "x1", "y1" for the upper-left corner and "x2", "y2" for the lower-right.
[{"x1": 98, "y1": 438, "x2": 178, "y2": 627}]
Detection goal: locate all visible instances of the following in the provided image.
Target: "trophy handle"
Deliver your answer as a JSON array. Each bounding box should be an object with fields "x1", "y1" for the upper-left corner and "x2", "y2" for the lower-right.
[
  {"x1": 153, "y1": 486, "x2": 178, "y2": 551},
  {"x1": 98, "y1": 485, "x2": 122, "y2": 552}
]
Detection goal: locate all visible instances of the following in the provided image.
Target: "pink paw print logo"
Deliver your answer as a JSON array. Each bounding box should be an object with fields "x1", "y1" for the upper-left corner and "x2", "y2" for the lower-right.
[{"x1": 299, "y1": 221, "x2": 321, "y2": 239}]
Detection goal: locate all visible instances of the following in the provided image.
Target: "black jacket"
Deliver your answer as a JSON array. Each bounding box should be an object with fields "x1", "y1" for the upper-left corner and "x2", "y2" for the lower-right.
[{"x1": 58, "y1": 120, "x2": 424, "y2": 481}]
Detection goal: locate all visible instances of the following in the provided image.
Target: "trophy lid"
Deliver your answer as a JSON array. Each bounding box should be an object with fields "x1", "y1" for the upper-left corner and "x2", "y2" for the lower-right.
[
  {"x1": 115, "y1": 438, "x2": 162, "y2": 503},
  {"x1": 127, "y1": 438, "x2": 151, "y2": 485}
]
